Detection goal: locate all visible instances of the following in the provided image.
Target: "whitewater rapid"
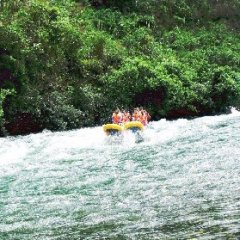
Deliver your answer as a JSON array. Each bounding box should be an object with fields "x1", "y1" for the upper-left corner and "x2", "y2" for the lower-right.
[{"x1": 0, "y1": 109, "x2": 240, "y2": 239}]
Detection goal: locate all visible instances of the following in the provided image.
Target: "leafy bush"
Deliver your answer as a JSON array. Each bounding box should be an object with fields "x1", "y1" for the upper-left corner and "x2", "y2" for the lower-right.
[{"x1": 0, "y1": 0, "x2": 240, "y2": 134}]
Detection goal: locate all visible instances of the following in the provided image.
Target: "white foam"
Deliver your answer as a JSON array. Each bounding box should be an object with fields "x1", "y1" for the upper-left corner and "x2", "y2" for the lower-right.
[
  {"x1": 0, "y1": 110, "x2": 239, "y2": 168},
  {"x1": 230, "y1": 107, "x2": 240, "y2": 116},
  {"x1": 0, "y1": 138, "x2": 28, "y2": 165}
]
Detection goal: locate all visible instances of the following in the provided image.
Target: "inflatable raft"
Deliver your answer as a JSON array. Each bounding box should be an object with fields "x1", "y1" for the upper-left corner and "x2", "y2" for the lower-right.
[
  {"x1": 124, "y1": 121, "x2": 144, "y2": 143},
  {"x1": 103, "y1": 121, "x2": 144, "y2": 135},
  {"x1": 124, "y1": 121, "x2": 144, "y2": 132},
  {"x1": 103, "y1": 124, "x2": 123, "y2": 136}
]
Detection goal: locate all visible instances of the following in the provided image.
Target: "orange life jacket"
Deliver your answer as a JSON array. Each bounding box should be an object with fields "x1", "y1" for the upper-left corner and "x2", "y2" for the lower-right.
[
  {"x1": 132, "y1": 112, "x2": 139, "y2": 121},
  {"x1": 141, "y1": 114, "x2": 148, "y2": 126},
  {"x1": 122, "y1": 114, "x2": 130, "y2": 123},
  {"x1": 112, "y1": 113, "x2": 122, "y2": 124}
]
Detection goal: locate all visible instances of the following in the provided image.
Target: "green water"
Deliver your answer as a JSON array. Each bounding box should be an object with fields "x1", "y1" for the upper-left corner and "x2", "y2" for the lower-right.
[{"x1": 0, "y1": 111, "x2": 240, "y2": 239}]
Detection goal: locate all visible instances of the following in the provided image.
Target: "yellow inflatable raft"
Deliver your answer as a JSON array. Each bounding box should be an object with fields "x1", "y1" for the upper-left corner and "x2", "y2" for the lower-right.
[
  {"x1": 123, "y1": 121, "x2": 144, "y2": 131},
  {"x1": 103, "y1": 121, "x2": 144, "y2": 136},
  {"x1": 103, "y1": 124, "x2": 123, "y2": 135}
]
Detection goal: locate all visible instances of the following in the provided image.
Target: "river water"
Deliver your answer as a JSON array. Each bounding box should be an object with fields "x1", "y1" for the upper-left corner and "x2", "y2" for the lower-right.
[{"x1": 0, "y1": 110, "x2": 240, "y2": 239}]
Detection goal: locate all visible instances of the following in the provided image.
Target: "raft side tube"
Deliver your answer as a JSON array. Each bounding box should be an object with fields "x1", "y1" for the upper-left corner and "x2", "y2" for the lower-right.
[
  {"x1": 123, "y1": 121, "x2": 144, "y2": 131},
  {"x1": 103, "y1": 124, "x2": 123, "y2": 135}
]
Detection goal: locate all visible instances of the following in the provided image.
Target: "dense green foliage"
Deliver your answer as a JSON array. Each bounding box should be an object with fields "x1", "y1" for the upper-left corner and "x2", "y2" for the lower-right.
[{"x1": 0, "y1": 0, "x2": 240, "y2": 134}]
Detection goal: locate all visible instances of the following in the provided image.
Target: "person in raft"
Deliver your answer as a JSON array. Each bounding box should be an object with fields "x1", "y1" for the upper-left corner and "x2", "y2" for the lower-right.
[
  {"x1": 140, "y1": 107, "x2": 151, "y2": 126},
  {"x1": 112, "y1": 109, "x2": 123, "y2": 124},
  {"x1": 132, "y1": 108, "x2": 140, "y2": 121},
  {"x1": 132, "y1": 107, "x2": 151, "y2": 126},
  {"x1": 112, "y1": 107, "x2": 151, "y2": 126},
  {"x1": 122, "y1": 110, "x2": 131, "y2": 123}
]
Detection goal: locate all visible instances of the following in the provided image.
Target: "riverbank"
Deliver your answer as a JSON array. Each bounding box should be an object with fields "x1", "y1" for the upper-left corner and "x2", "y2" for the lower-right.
[{"x1": 0, "y1": 107, "x2": 234, "y2": 137}]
